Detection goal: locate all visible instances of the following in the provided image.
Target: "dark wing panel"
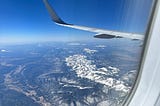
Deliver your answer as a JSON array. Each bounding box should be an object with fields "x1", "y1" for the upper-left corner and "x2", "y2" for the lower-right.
[{"x1": 43, "y1": 0, "x2": 69, "y2": 25}]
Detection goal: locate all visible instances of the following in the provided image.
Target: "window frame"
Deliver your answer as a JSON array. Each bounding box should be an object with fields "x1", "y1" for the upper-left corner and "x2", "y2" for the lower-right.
[{"x1": 123, "y1": 0, "x2": 160, "y2": 105}]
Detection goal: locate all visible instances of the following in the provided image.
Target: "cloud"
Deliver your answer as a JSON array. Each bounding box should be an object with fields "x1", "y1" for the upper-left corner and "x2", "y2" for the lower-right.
[{"x1": 0, "y1": 49, "x2": 9, "y2": 52}]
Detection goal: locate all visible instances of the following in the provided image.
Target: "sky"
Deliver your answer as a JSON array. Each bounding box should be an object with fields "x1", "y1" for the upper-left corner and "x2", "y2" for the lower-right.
[{"x1": 0, "y1": 0, "x2": 154, "y2": 44}]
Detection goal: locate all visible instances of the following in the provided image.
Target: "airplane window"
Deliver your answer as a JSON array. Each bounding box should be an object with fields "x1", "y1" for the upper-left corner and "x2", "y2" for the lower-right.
[{"x1": 0, "y1": 0, "x2": 155, "y2": 106}]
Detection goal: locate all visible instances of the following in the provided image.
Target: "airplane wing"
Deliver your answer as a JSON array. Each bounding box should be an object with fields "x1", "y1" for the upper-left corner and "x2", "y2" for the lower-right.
[{"x1": 43, "y1": 0, "x2": 144, "y2": 40}]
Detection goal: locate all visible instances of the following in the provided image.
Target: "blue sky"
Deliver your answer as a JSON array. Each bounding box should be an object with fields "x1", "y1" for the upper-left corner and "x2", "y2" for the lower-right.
[{"x1": 0, "y1": 0, "x2": 153, "y2": 44}]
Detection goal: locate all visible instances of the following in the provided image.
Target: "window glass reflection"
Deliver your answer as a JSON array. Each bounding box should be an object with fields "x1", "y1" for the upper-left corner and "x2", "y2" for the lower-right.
[{"x1": 0, "y1": 0, "x2": 154, "y2": 106}]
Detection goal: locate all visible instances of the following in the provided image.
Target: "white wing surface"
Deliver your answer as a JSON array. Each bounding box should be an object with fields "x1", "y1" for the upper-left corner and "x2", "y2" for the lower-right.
[{"x1": 43, "y1": 0, "x2": 144, "y2": 40}]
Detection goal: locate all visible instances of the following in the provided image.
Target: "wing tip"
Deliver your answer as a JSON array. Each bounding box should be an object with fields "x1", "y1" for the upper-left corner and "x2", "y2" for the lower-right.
[{"x1": 43, "y1": 0, "x2": 71, "y2": 25}]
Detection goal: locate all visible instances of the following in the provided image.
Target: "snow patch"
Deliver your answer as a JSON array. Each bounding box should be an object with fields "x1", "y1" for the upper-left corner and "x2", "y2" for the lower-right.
[
  {"x1": 83, "y1": 48, "x2": 98, "y2": 54},
  {"x1": 95, "y1": 45, "x2": 106, "y2": 48}
]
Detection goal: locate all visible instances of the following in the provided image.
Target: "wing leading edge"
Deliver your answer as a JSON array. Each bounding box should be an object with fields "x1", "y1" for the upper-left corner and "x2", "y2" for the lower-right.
[{"x1": 43, "y1": 0, "x2": 144, "y2": 40}]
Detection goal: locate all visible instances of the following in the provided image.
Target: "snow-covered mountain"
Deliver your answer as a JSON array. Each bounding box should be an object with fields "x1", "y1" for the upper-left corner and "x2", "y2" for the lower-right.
[{"x1": 65, "y1": 54, "x2": 131, "y2": 93}]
